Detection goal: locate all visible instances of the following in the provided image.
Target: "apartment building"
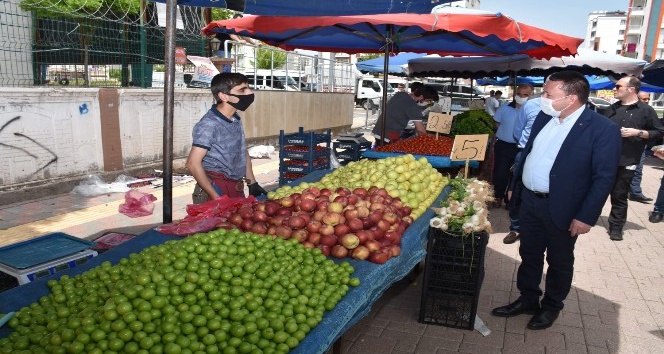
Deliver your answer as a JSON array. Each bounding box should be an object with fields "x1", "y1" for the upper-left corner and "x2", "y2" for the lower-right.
[
  {"x1": 623, "y1": 0, "x2": 664, "y2": 61},
  {"x1": 586, "y1": 11, "x2": 627, "y2": 54}
]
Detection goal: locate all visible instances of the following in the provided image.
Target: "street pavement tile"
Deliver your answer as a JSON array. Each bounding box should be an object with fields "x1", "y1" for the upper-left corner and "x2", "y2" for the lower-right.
[
  {"x1": 502, "y1": 332, "x2": 545, "y2": 354},
  {"x1": 462, "y1": 329, "x2": 504, "y2": 348},
  {"x1": 587, "y1": 346, "x2": 611, "y2": 354},
  {"x1": 583, "y1": 328, "x2": 616, "y2": 348},
  {"x1": 381, "y1": 328, "x2": 420, "y2": 352},
  {"x1": 375, "y1": 303, "x2": 419, "y2": 323},
  {"x1": 563, "y1": 299, "x2": 582, "y2": 314},
  {"x1": 524, "y1": 328, "x2": 566, "y2": 349},
  {"x1": 504, "y1": 315, "x2": 531, "y2": 334},
  {"x1": 458, "y1": 342, "x2": 502, "y2": 353},
  {"x1": 413, "y1": 335, "x2": 460, "y2": 353},
  {"x1": 347, "y1": 333, "x2": 397, "y2": 354},
  {"x1": 421, "y1": 324, "x2": 464, "y2": 341},
  {"x1": 385, "y1": 319, "x2": 428, "y2": 336},
  {"x1": 579, "y1": 300, "x2": 618, "y2": 316},
  {"x1": 555, "y1": 311, "x2": 583, "y2": 328},
  {"x1": 546, "y1": 341, "x2": 589, "y2": 354},
  {"x1": 582, "y1": 314, "x2": 619, "y2": 331},
  {"x1": 548, "y1": 323, "x2": 586, "y2": 344}
]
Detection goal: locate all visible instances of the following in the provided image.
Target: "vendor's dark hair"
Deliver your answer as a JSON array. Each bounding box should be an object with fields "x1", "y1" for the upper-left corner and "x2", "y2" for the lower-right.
[
  {"x1": 211, "y1": 73, "x2": 248, "y2": 102},
  {"x1": 547, "y1": 70, "x2": 589, "y2": 103},
  {"x1": 410, "y1": 81, "x2": 424, "y2": 91},
  {"x1": 421, "y1": 85, "x2": 439, "y2": 101}
]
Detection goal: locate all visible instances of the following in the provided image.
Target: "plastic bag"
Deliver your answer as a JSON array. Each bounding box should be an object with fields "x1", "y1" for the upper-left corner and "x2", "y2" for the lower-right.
[
  {"x1": 118, "y1": 190, "x2": 158, "y2": 218},
  {"x1": 156, "y1": 195, "x2": 256, "y2": 236},
  {"x1": 155, "y1": 217, "x2": 225, "y2": 236},
  {"x1": 70, "y1": 174, "x2": 138, "y2": 196},
  {"x1": 248, "y1": 145, "x2": 275, "y2": 159},
  {"x1": 330, "y1": 151, "x2": 341, "y2": 169}
]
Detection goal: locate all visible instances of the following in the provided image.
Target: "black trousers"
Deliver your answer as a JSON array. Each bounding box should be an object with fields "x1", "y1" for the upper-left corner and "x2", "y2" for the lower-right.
[
  {"x1": 608, "y1": 167, "x2": 636, "y2": 231},
  {"x1": 492, "y1": 140, "x2": 519, "y2": 200},
  {"x1": 517, "y1": 189, "x2": 578, "y2": 310}
]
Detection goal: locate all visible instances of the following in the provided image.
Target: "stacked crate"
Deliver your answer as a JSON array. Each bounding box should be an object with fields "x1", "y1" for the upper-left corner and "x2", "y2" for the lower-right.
[
  {"x1": 418, "y1": 229, "x2": 489, "y2": 330},
  {"x1": 332, "y1": 140, "x2": 372, "y2": 165},
  {"x1": 279, "y1": 127, "x2": 331, "y2": 185}
]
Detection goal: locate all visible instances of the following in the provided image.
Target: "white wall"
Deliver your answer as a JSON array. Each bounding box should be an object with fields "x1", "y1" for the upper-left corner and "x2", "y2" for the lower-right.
[
  {"x1": 0, "y1": 88, "x2": 104, "y2": 185},
  {"x1": 118, "y1": 89, "x2": 210, "y2": 167}
]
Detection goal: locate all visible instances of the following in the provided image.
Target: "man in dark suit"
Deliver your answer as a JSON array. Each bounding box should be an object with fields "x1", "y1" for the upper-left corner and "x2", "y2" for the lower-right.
[{"x1": 492, "y1": 71, "x2": 621, "y2": 330}]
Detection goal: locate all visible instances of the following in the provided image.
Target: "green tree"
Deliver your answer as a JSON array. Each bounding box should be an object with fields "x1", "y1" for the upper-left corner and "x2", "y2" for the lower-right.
[
  {"x1": 211, "y1": 8, "x2": 236, "y2": 21},
  {"x1": 252, "y1": 47, "x2": 287, "y2": 70},
  {"x1": 20, "y1": 0, "x2": 140, "y2": 86},
  {"x1": 357, "y1": 53, "x2": 383, "y2": 61}
]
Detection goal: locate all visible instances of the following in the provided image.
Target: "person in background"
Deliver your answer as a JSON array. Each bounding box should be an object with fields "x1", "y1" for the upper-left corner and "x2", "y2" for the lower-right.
[
  {"x1": 371, "y1": 85, "x2": 438, "y2": 145},
  {"x1": 186, "y1": 73, "x2": 267, "y2": 203},
  {"x1": 628, "y1": 91, "x2": 655, "y2": 203},
  {"x1": 603, "y1": 77, "x2": 664, "y2": 241},
  {"x1": 648, "y1": 146, "x2": 664, "y2": 223},
  {"x1": 397, "y1": 83, "x2": 406, "y2": 92},
  {"x1": 492, "y1": 71, "x2": 621, "y2": 330},
  {"x1": 215, "y1": 13, "x2": 260, "y2": 58},
  {"x1": 485, "y1": 90, "x2": 502, "y2": 117},
  {"x1": 492, "y1": 84, "x2": 534, "y2": 211},
  {"x1": 504, "y1": 95, "x2": 542, "y2": 245}
]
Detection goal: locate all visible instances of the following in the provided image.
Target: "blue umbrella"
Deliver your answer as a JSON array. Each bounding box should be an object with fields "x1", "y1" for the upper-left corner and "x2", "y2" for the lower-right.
[
  {"x1": 356, "y1": 53, "x2": 425, "y2": 76},
  {"x1": 476, "y1": 76, "x2": 544, "y2": 86}
]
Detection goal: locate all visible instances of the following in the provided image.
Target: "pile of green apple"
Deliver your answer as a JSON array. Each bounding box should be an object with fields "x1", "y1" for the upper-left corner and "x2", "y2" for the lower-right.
[
  {"x1": 268, "y1": 154, "x2": 448, "y2": 219},
  {"x1": 0, "y1": 230, "x2": 358, "y2": 354}
]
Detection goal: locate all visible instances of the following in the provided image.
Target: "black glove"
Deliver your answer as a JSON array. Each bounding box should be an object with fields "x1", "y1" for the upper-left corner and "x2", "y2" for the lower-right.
[{"x1": 248, "y1": 182, "x2": 267, "y2": 197}]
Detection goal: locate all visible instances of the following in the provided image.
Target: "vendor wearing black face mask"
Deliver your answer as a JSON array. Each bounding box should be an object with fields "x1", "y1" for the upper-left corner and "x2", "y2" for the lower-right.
[{"x1": 186, "y1": 73, "x2": 267, "y2": 202}]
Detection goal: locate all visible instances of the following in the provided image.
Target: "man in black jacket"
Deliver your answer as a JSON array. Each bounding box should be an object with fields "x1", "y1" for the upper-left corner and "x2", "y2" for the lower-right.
[{"x1": 603, "y1": 76, "x2": 664, "y2": 241}]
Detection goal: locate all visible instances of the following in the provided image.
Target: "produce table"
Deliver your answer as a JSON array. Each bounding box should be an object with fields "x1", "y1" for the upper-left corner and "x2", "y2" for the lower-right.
[
  {"x1": 0, "y1": 170, "x2": 450, "y2": 354},
  {"x1": 362, "y1": 149, "x2": 480, "y2": 169}
]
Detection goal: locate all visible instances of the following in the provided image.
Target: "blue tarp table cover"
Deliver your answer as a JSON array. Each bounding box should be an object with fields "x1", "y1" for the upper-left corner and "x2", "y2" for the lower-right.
[
  {"x1": 362, "y1": 149, "x2": 480, "y2": 169},
  {"x1": 0, "y1": 170, "x2": 450, "y2": 353}
]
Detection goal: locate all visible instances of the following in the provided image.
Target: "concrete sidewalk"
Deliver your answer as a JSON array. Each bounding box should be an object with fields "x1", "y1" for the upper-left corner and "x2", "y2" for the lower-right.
[{"x1": 1, "y1": 112, "x2": 664, "y2": 353}]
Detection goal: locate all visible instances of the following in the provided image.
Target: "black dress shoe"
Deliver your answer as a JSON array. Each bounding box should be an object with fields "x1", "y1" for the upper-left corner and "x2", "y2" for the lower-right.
[
  {"x1": 649, "y1": 212, "x2": 664, "y2": 223},
  {"x1": 492, "y1": 299, "x2": 541, "y2": 317},
  {"x1": 629, "y1": 194, "x2": 653, "y2": 203},
  {"x1": 527, "y1": 309, "x2": 560, "y2": 330},
  {"x1": 608, "y1": 228, "x2": 623, "y2": 241}
]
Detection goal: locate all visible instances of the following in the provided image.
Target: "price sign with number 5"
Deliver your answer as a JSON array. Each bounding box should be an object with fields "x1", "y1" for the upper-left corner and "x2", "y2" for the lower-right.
[
  {"x1": 426, "y1": 113, "x2": 453, "y2": 134},
  {"x1": 450, "y1": 134, "x2": 489, "y2": 161}
]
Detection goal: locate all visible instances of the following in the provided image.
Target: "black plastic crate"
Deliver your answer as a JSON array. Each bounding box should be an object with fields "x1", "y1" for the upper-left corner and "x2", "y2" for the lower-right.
[
  {"x1": 419, "y1": 229, "x2": 488, "y2": 330},
  {"x1": 279, "y1": 159, "x2": 330, "y2": 174},
  {"x1": 333, "y1": 141, "x2": 371, "y2": 162},
  {"x1": 281, "y1": 146, "x2": 330, "y2": 160},
  {"x1": 278, "y1": 172, "x2": 306, "y2": 186},
  {"x1": 280, "y1": 127, "x2": 331, "y2": 146}
]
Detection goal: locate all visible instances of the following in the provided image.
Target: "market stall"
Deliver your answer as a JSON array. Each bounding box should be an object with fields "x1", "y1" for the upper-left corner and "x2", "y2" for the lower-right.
[{"x1": 0, "y1": 168, "x2": 451, "y2": 353}]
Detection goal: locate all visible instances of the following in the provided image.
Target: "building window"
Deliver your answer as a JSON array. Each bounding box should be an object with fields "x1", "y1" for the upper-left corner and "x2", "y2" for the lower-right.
[
  {"x1": 618, "y1": 40, "x2": 624, "y2": 45},
  {"x1": 616, "y1": 50, "x2": 622, "y2": 54},
  {"x1": 620, "y1": 20, "x2": 625, "y2": 25},
  {"x1": 619, "y1": 30, "x2": 625, "y2": 35}
]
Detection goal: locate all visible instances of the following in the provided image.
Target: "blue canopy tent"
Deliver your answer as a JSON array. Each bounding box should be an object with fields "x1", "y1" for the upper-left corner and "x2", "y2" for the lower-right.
[
  {"x1": 356, "y1": 53, "x2": 425, "y2": 76},
  {"x1": 642, "y1": 59, "x2": 664, "y2": 87},
  {"x1": 587, "y1": 75, "x2": 664, "y2": 93},
  {"x1": 476, "y1": 76, "x2": 544, "y2": 86}
]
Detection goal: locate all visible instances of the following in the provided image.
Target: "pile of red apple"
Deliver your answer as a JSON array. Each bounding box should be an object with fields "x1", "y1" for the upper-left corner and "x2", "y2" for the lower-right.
[{"x1": 218, "y1": 187, "x2": 413, "y2": 264}]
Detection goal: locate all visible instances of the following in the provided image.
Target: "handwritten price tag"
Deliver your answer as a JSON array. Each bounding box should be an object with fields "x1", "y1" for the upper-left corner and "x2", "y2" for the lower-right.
[
  {"x1": 468, "y1": 100, "x2": 485, "y2": 110},
  {"x1": 426, "y1": 113, "x2": 453, "y2": 134},
  {"x1": 439, "y1": 96, "x2": 452, "y2": 113},
  {"x1": 450, "y1": 134, "x2": 489, "y2": 161}
]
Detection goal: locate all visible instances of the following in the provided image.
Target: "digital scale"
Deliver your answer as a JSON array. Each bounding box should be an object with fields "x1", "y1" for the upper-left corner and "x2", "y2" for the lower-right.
[
  {"x1": 336, "y1": 133, "x2": 370, "y2": 145},
  {"x1": 0, "y1": 233, "x2": 97, "y2": 288}
]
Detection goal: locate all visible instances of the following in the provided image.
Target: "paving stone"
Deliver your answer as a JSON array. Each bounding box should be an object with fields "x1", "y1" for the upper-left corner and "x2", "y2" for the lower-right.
[
  {"x1": 587, "y1": 346, "x2": 610, "y2": 354},
  {"x1": 347, "y1": 333, "x2": 396, "y2": 354},
  {"x1": 380, "y1": 328, "x2": 420, "y2": 352},
  {"x1": 547, "y1": 341, "x2": 589, "y2": 354},
  {"x1": 523, "y1": 328, "x2": 566, "y2": 349},
  {"x1": 414, "y1": 335, "x2": 460, "y2": 353},
  {"x1": 421, "y1": 325, "x2": 464, "y2": 342}
]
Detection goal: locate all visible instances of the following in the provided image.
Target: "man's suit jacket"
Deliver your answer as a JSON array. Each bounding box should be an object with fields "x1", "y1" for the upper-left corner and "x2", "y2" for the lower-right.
[{"x1": 512, "y1": 107, "x2": 621, "y2": 231}]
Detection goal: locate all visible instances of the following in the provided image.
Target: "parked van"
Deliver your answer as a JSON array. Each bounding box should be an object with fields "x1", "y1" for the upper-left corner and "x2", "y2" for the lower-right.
[
  {"x1": 245, "y1": 69, "x2": 301, "y2": 91},
  {"x1": 355, "y1": 76, "x2": 394, "y2": 109}
]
